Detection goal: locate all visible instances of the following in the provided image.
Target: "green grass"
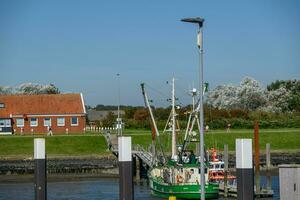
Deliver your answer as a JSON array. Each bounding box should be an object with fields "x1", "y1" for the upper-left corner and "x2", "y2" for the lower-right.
[
  {"x1": 0, "y1": 128, "x2": 299, "y2": 159},
  {"x1": 0, "y1": 135, "x2": 108, "y2": 158}
]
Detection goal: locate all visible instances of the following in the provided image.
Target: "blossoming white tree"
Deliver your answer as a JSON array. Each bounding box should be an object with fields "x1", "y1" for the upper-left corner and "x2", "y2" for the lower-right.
[
  {"x1": 0, "y1": 83, "x2": 60, "y2": 94},
  {"x1": 206, "y1": 77, "x2": 297, "y2": 112}
]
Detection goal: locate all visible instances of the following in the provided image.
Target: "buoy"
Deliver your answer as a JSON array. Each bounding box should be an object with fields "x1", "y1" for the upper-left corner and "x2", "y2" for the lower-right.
[{"x1": 169, "y1": 196, "x2": 176, "y2": 200}]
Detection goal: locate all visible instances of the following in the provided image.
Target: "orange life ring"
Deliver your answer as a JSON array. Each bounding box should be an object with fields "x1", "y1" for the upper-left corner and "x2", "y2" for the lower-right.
[{"x1": 176, "y1": 175, "x2": 183, "y2": 183}]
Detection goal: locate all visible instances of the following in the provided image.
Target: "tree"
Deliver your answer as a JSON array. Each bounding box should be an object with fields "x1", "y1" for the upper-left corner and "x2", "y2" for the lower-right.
[
  {"x1": 0, "y1": 83, "x2": 60, "y2": 94},
  {"x1": 102, "y1": 112, "x2": 116, "y2": 127},
  {"x1": 45, "y1": 84, "x2": 60, "y2": 94},
  {"x1": 0, "y1": 86, "x2": 13, "y2": 94},
  {"x1": 206, "y1": 84, "x2": 240, "y2": 110},
  {"x1": 267, "y1": 79, "x2": 300, "y2": 112},
  {"x1": 206, "y1": 77, "x2": 267, "y2": 111},
  {"x1": 237, "y1": 77, "x2": 267, "y2": 111},
  {"x1": 133, "y1": 109, "x2": 149, "y2": 121}
]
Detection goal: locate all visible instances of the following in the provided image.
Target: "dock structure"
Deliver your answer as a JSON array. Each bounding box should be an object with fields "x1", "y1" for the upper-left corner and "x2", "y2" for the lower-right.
[
  {"x1": 219, "y1": 183, "x2": 274, "y2": 198},
  {"x1": 104, "y1": 132, "x2": 154, "y2": 168}
]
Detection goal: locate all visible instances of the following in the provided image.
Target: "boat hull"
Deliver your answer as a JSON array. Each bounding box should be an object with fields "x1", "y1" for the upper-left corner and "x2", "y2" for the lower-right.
[{"x1": 150, "y1": 178, "x2": 219, "y2": 199}]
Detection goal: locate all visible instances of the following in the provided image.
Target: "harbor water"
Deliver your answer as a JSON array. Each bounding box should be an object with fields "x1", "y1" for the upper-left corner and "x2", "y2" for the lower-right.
[{"x1": 0, "y1": 175, "x2": 279, "y2": 200}]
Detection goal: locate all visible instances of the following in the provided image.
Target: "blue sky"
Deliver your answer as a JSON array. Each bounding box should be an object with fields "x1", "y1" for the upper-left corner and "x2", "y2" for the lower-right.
[{"x1": 0, "y1": 0, "x2": 299, "y2": 107}]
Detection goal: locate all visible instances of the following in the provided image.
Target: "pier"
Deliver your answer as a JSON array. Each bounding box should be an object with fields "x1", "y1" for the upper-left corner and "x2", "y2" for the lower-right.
[{"x1": 104, "y1": 131, "x2": 153, "y2": 167}]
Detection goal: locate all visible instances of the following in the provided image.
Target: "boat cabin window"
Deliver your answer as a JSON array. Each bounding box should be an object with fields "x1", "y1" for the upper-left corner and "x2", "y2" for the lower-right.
[
  {"x1": 221, "y1": 164, "x2": 224, "y2": 168},
  {"x1": 215, "y1": 164, "x2": 220, "y2": 169},
  {"x1": 198, "y1": 168, "x2": 208, "y2": 174}
]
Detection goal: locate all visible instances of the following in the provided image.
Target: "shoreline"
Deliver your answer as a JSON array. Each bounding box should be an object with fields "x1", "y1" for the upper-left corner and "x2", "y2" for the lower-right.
[
  {"x1": 1, "y1": 151, "x2": 299, "y2": 176},
  {"x1": 0, "y1": 169, "x2": 279, "y2": 184}
]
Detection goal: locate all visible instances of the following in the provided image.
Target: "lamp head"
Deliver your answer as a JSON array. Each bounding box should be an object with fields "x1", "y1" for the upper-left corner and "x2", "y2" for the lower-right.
[{"x1": 181, "y1": 17, "x2": 204, "y2": 28}]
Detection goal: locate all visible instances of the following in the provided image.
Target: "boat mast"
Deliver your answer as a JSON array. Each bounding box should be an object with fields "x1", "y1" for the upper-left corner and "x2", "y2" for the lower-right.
[
  {"x1": 183, "y1": 88, "x2": 198, "y2": 149},
  {"x1": 141, "y1": 83, "x2": 166, "y2": 164},
  {"x1": 171, "y1": 77, "x2": 177, "y2": 160}
]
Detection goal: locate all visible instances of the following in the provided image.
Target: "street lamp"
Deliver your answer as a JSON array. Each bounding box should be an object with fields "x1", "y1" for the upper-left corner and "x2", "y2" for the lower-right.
[
  {"x1": 116, "y1": 73, "x2": 122, "y2": 136},
  {"x1": 181, "y1": 17, "x2": 205, "y2": 200}
]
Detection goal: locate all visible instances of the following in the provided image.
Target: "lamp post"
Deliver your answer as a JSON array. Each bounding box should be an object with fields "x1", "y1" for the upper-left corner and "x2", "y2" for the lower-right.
[
  {"x1": 116, "y1": 73, "x2": 122, "y2": 136},
  {"x1": 181, "y1": 17, "x2": 205, "y2": 200}
]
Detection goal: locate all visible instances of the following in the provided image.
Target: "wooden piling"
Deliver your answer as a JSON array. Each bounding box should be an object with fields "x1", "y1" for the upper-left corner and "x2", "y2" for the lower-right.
[
  {"x1": 266, "y1": 143, "x2": 271, "y2": 169},
  {"x1": 236, "y1": 139, "x2": 254, "y2": 200},
  {"x1": 266, "y1": 143, "x2": 271, "y2": 190},
  {"x1": 34, "y1": 138, "x2": 47, "y2": 200},
  {"x1": 254, "y1": 121, "x2": 260, "y2": 194},
  {"x1": 135, "y1": 156, "x2": 141, "y2": 182},
  {"x1": 118, "y1": 137, "x2": 133, "y2": 200}
]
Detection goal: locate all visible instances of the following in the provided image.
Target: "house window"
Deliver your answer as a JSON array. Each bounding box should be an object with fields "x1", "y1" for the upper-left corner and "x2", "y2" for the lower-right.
[
  {"x1": 16, "y1": 118, "x2": 24, "y2": 127},
  {"x1": 0, "y1": 103, "x2": 4, "y2": 108},
  {"x1": 44, "y1": 118, "x2": 51, "y2": 127},
  {"x1": 57, "y1": 117, "x2": 65, "y2": 126},
  {"x1": 0, "y1": 119, "x2": 5, "y2": 127},
  {"x1": 0, "y1": 119, "x2": 11, "y2": 127},
  {"x1": 71, "y1": 117, "x2": 78, "y2": 126},
  {"x1": 30, "y1": 118, "x2": 38, "y2": 127}
]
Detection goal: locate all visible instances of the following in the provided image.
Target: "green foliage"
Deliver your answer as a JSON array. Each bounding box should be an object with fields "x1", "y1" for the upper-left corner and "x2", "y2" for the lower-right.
[
  {"x1": 267, "y1": 79, "x2": 300, "y2": 112},
  {"x1": 94, "y1": 104, "x2": 143, "y2": 111},
  {"x1": 101, "y1": 111, "x2": 116, "y2": 127}
]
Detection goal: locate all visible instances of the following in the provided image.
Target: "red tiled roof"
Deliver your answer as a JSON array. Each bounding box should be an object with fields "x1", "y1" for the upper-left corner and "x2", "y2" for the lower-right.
[{"x1": 0, "y1": 94, "x2": 85, "y2": 117}]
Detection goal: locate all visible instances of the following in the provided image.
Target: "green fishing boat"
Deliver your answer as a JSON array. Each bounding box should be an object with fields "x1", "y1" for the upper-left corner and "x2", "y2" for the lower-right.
[
  {"x1": 141, "y1": 78, "x2": 219, "y2": 199},
  {"x1": 149, "y1": 161, "x2": 219, "y2": 199}
]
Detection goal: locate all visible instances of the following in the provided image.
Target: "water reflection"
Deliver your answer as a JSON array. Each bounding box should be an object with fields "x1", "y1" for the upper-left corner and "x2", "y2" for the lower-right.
[{"x1": 0, "y1": 175, "x2": 279, "y2": 200}]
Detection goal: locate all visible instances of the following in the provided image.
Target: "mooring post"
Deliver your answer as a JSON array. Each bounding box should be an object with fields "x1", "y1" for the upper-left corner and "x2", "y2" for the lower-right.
[
  {"x1": 135, "y1": 156, "x2": 141, "y2": 182},
  {"x1": 118, "y1": 136, "x2": 133, "y2": 200},
  {"x1": 224, "y1": 144, "x2": 229, "y2": 197},
  {"x1": 266, "y1": 143, "x2": 271, "y2": 190},
  {"x1": 254, "y1": 121, "x2": 260, "y2": 194},
  {"x1": 236, "y1": 139, "x2": 254, "y2": 200},
  {"x1": 34, "y1": 138, "x2": 47, "y2": 200}
]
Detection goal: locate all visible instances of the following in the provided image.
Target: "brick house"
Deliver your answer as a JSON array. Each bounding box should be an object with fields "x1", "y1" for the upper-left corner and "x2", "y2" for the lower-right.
[{"x1": 0, "y1": 93, "x2": 86, "y2": 134}]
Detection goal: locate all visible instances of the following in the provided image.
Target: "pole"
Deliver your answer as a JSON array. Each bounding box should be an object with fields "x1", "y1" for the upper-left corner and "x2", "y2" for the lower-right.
[
  {"x1": 254, "y1": 121, "x2": 260, "y2": 194},
  {"x1": 198, "y1": 27, "x2": 205, "y2": 200},
  {"x1": 119, "y1": 136, "x2": 133, "y2": 200},
  {"x1": 266, "y1": 143, "x2": 271, "y2": 190},
  {"x1": 117, "y1": 73, "x2": 122, "y2": 136},
  {"x1": 180, "y1": 17, "x2": 205, "y2": 200},
  {"x1": 236, "y1": 139, "x2": 254, "y2": 200},
  {"x1": 171, "y1": 77, "x2": 177, "y2": 160},
  {"x1": 34, "y1": 138, "x2": 47, "y2": 200}
]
